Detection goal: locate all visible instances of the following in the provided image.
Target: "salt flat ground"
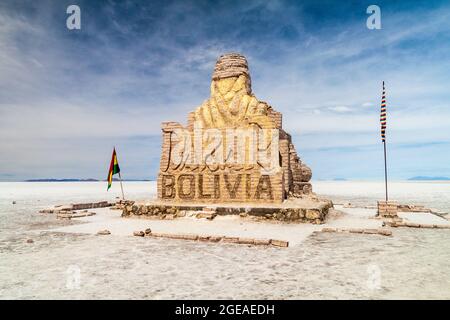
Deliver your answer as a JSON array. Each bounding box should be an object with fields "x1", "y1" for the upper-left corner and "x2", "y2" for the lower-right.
[
  {"x1": 1, "y1": 181, "x2": 450, "y2": 299},
  {"x1": 45, "y1": 205, "x2": 383, "y2": 246},
  {"x1": 44, "y1": 204, "x2": 449, "y2": 247},
  {"x1": 48, "y1": 204, "x2": 450, "y2": 245}
]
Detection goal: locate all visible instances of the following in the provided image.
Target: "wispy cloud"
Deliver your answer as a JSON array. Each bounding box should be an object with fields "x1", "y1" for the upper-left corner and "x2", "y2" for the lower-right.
[{"x1": 0, "y1": 0, "x2": 449, "y2": 180}]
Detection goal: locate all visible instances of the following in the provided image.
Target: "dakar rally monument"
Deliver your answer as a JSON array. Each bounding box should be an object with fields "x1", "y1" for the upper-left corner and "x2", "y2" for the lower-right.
[
  {"x1": 122, "y1": 53, "x2": 332, "y2": 223},
  {"x1": 158, "y1": 53, "x2": 313, "y2": 203}
]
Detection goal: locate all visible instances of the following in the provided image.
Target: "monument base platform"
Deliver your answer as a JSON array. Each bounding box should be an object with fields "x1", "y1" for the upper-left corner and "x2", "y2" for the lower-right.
[{"x1": 120, "y1": 197, "x2": 333, "y2": 224}]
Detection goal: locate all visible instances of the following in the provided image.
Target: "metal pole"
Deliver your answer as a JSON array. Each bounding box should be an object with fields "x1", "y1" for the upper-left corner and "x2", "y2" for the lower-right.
[
  {"x1": 118, "y1": 172, "x2": 125, "y2": 200},
  {"x1": 383, "y1": 140, "x2": 388, "y2": 201}
]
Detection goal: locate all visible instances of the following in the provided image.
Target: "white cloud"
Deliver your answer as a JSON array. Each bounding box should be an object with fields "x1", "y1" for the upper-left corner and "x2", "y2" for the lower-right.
[
  {"x1": 328, "y1": 106, "x2": 352, "y2": 113},
  {"x1": 0, "y1": 1, "x2": 450, "y2": 179}
]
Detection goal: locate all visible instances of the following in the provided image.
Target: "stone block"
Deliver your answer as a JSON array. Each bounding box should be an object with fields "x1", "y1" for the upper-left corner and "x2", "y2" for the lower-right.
[
  {"x1": 208, "y1": 236, "x2": 223, "y2": 242},
  {"x1": 196, "y1": 212, "x2": 216, "y2": 220},
  {"x1": 149, "y1": 232, "x2": 164, "y2": 238},
  {"x1": 349, "y1": 228, "x2": 364, "y2": 234},
  {"x1": 163, "y1": 214, "x2": 175, "y2": 220},
  {"x1": 362, "y1": 229, "x2": 379, "y2": 234},
  {"x1": 405, "y1": 222, "x2": 421, "y2": 228},
  {"x1": 181, "y1": 234, "x2": 199, "y2": 241},
  {"x1": 306, "y1": 209, "x2": 320, "y2": 220},
  {"x1": 270, "y1": 239, "x2": 289, "y2": 247},
  {"x1": 253, "y1": 239, "x2": 271, "y2": 245},
  {"x1": 377, "y1": 229, "x2": 392, "y2": 236},
  {"x1": 377, "y1": 200, "x2": 398, "y2": 217},
  {"x1": 97, "y1": 229, "x2": 111, "y2": 235},
  {"x1": 237, "y1": 237, "x2": 255, "y2": 245},
  {"x1": 222, "y1": 236, "x2": 239, "y2": 243}
]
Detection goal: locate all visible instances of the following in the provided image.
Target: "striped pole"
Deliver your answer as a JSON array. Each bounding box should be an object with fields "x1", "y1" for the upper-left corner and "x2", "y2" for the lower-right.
[{"x1": 380, "y1": 81, "x2": 388, "y2": 201}]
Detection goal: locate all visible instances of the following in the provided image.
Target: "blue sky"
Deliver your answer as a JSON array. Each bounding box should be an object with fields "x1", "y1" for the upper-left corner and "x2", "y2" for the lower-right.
[{"x1": 0, "y1": 0, "x2": 449, "y2": 181}]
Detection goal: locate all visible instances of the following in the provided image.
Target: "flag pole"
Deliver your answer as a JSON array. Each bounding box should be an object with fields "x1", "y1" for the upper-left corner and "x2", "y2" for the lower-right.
[
  {"x1": 114, "y1": 145, "x2": 125, "y2": 200},
  {"x1": 118, "y1": 172, "x2": 125, "y2": 200},
  {"x1": 380, "y1": 80, "x2": 388, "y2": 202},
  {"x1": 383, "y1": 140, "x2": 388, "y2": 201}
]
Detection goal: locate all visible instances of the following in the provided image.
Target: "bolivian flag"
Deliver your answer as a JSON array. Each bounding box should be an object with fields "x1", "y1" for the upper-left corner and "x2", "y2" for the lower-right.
[{"x1": 107, "y1": 148, "x2": 120, "y2": 190}]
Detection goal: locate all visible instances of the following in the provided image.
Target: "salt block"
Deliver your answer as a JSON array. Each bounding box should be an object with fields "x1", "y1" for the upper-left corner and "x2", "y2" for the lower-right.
[
  {"x1": 377, "y1": 229, "x2": 392, "y2": 236},
  {"x1": 253, "y1": 239, "x2": 271, "y2": 246},
  {"x1": 181, "y1": 234, "x2": 199, "y2": 240},
  {"x1": 208, "y1": 236, "x2": 222, "y2": 242},
  {"x1": 362, "y1": 229, "x2": 379, "y2": 234},
  {"x1": 149, "y1": 232, "x2": 164, "y2": 238},
  {"x1": 270, "y1": 239, "x2": 289, "y2": 247},
  {"x1": 133, "y1": 231, "x2": 145, "y2": 237},
  {"x1": 165, "y1": 233, "x2": 182, "y2": 239},
  {"x1": 405, "y1": 222, "x2": 421, "y2": 228},
  {"x1": 238, "y1": 238, "x2": 255, "y2": 245},
  {"x1": 222, "y1": 236, "x2": 239, "y2": 243},
  {"x1": 97, "y1": 230, "x2": 111, "y2": 236}
]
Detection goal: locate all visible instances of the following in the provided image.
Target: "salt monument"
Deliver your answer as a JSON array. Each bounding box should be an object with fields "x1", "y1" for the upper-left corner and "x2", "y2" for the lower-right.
[
  {"x1": 158, "y1": 53, "x2": 313, "y2": 203},
  {"x1": 122, "y1": 53, "x2": 332, "y2": 223}
]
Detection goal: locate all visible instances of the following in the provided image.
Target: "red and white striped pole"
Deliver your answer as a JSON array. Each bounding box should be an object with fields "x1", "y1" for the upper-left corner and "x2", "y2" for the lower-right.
[{"x1": 380, "y1": 81, "x2": 388, "y2": 201}]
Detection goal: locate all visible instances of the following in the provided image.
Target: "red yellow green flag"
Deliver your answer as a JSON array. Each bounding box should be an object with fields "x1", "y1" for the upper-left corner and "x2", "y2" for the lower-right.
[{"x1": 107, "y1": 148, "x2": 120, "y2": 191}]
